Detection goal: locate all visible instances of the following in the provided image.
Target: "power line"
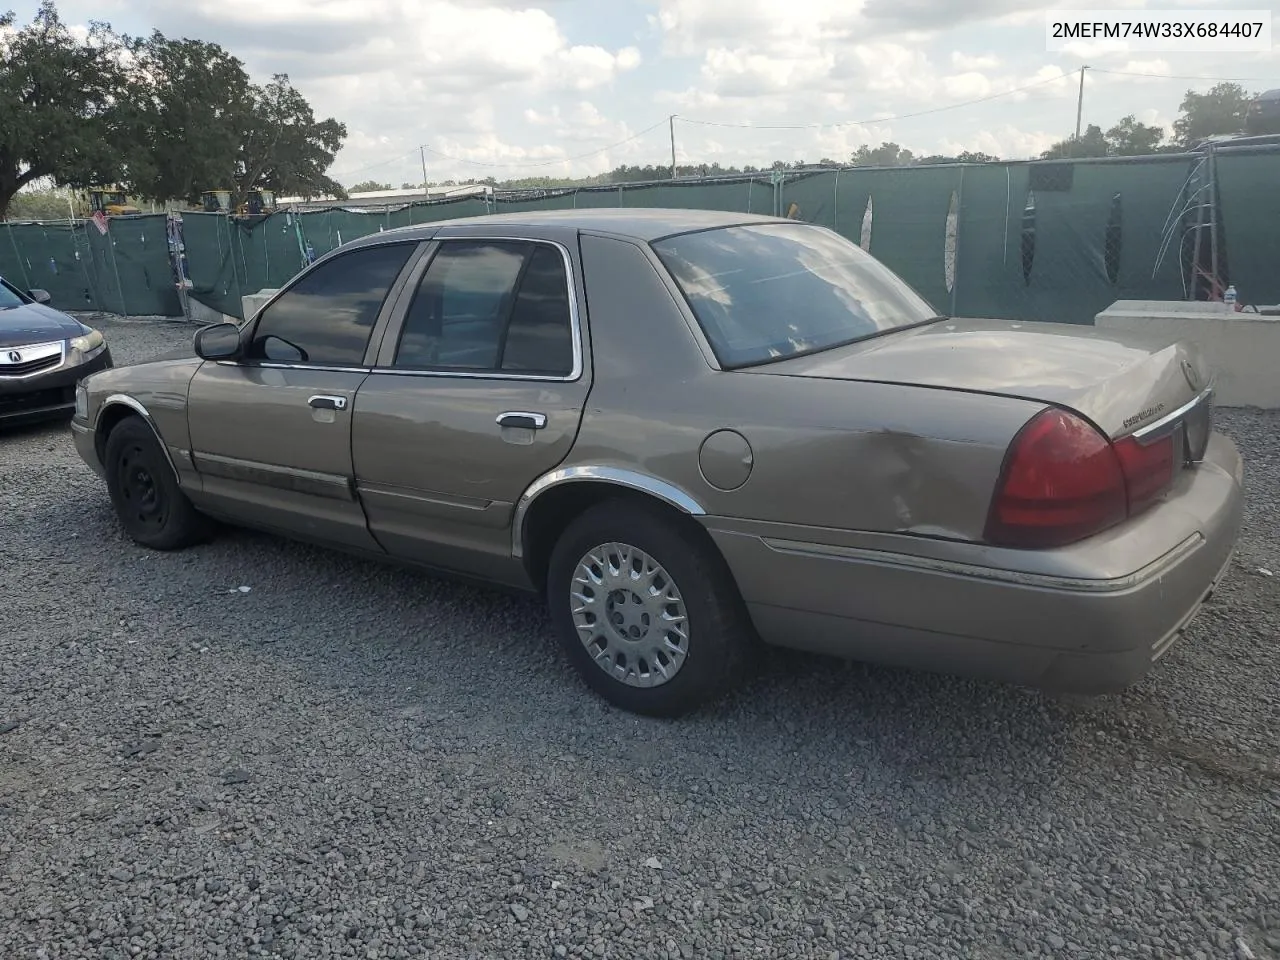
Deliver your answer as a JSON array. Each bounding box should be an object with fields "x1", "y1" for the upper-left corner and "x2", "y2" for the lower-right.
[
  {"x1": 1092, "y1": 67, "x2": 1280, "y2": 83},
  {"x1": 331, "y1": 147, "x2": 422, "y2": 180},
  {"x1": 677, "y1": 71, "x2": 1076, "y2": 131},
  {"x1": 421, "y1": 119, "x2": 670, "y2": 169}
]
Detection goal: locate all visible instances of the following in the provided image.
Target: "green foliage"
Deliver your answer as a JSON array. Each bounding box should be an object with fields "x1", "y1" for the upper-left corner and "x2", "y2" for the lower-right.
[
  {"x1": 125, "y1": 32, "x2": 252, "y2": 204},
  {"x1": 850, "y1": 142, "x2": 916, "y2": 167},
  {"x1": 350, "y1": 180, "x2": 393, "y2": 192},
  {"x1": 1, "y1": 2, "x2": 347, "y2": 216},
  {"x1": 1041, "y1": 124, "x2": 1110, "y2": 159},
  {"x1": 1174, "y1": 82, "x2": 1253, "y2": 145},
  {"x1": 0, "y1": 1, "x2": 135, "y2": 218},
  {"x1": 238, "y1": 74, "x2": 347, "y2": 203},
  {"x1": 917, "y1": 151, "x2": 1000, "y2": 164},
  {"x1": 3, "y1": 184, "x2": 80, "y2": 219},
  {"x1": 1105, "y1": 115, "x2": 1166, "y2": 156}
]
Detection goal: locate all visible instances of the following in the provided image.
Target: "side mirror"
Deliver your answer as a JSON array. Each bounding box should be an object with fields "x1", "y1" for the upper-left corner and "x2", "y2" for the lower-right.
[
  {"x1": 28, "y1": 288, "x2": 51, "y2": 304},
  {"x1": 193, "y1": 322, "x2": 242, "y2": 361}
]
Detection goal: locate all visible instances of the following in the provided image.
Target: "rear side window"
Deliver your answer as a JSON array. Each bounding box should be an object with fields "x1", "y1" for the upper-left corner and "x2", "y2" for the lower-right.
[
  {"x1": 651, "y1": 223, "x2": 937, "y2": 368},
  {"x1": 246, "y1": 242, "x2": 416, "y2": 366},
  {"x1": 393, "y1": 240, "x2": 575, "y2": 376},
  {"x1": 499, "y1": 245, "x2": 574, "y2": 375}
]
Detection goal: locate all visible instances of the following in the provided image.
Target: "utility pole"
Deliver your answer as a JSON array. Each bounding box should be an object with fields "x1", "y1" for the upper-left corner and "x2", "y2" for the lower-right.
[
  {"x1": 419, "y1": 145, "x2": 429, "y2": 193},
  {"x1": 669, "y1": 116, "x2": 677, "y2": 181},
  {"x1": 1074, "y1": 65, "x2": 1089, "y2": 142}
]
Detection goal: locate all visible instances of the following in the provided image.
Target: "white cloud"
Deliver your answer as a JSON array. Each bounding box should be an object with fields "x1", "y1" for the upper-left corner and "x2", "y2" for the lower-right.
[
  {"x1": 27, "y1": 0, "x2": 1268, "y2": 186},
  {"x1": 951, "y1": 51, "x2": 1001, "y2": 70},
  {"x1": 936, "y1": 125, "x2": 1060, "y2": 160}
]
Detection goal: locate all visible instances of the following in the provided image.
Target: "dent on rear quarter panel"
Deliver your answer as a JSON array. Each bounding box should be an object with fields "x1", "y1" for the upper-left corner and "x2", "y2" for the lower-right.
[{"x1": 569, "y1": 234, "x2": 1043, "y2": 542}]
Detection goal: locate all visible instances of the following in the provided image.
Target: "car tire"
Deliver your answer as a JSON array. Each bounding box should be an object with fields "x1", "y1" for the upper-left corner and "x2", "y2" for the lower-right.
[
  {"x1": 546, "y1": 498, "x2": 753, "y2": 717},
  {"x1": 104, "y1": 416, "x2": 212, "y2": 550}
]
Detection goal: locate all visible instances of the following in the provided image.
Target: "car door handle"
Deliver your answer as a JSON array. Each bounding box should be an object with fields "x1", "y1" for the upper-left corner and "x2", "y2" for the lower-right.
[
  {"x1": 496, "y1": 411, "x2": 547, "y2": 430},
  {"x1": 308, "y1": 395, "x2": 348, "y2": 411}
]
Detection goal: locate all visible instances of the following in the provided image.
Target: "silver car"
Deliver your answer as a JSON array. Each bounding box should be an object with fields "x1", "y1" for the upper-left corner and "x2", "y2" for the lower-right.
[{"x1": 70, "y1": 210, "x2": 1243, "y2": 716}]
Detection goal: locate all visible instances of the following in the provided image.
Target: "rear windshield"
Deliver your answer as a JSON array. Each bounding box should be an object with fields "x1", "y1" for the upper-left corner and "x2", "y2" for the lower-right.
[{"x1": 651, "y1": 222, "x2": 937, "y2": 368}]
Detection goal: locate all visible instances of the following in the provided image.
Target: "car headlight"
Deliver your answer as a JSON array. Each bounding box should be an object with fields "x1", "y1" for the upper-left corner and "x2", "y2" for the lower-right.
[
  {"x1": 69, "y1": 328, "x2": 106, "y2": 358},
  {"x1": 74, "y1": 382, "x2": 89, "y2": 420}
]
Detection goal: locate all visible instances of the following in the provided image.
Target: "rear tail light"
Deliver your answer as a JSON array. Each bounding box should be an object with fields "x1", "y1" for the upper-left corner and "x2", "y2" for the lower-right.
[
  {"x1": 1113, "y1": 432, "x2": 1176, "y2": 513},
  {"x1": 986, "y1": 408, "x2": 1178, "y2": 549}
]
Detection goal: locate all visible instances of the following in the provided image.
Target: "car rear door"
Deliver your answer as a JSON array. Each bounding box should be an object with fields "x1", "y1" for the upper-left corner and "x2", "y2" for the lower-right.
[
  {"x1": 351, "y1": 233, "x2": 591, "y2": 583},
  {"x1": 185, "y1": 239, "x2": 425, "y2": 550}
]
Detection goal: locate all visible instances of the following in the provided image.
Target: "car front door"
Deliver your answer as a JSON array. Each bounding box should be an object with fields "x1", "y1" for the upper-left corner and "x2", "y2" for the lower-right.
[
  {"x1": 351, "y1": 235, "x2": 592, "y2": 582},
  {"x1": 185, "y1": 239, "x2": 425, "y2": 550}
]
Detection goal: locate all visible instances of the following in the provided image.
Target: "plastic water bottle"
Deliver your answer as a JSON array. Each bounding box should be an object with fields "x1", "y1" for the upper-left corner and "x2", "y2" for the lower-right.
[{"x1": 1223, "y1": 285, "x2": 1238, "y2": 311}]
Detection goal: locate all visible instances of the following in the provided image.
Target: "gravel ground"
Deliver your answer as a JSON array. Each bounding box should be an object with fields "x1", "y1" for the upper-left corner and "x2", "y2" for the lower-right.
[{"x1": 2, "y1": 315, "x2": 1279, "y2": 960}]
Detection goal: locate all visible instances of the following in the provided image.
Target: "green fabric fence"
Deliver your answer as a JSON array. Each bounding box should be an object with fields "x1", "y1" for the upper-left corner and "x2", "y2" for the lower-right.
[
  {"x1": 3, "y1": 148, "x2": 1276, "y2": 323},
  {"x1": 0, "y1": 214, "x2": 181, "y2": 316}
]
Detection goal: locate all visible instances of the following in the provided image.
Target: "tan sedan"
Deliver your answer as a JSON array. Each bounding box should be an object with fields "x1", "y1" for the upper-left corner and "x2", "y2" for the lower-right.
[{"x1": 71, "y1": 209, "x2": 1243, "y2": 716}]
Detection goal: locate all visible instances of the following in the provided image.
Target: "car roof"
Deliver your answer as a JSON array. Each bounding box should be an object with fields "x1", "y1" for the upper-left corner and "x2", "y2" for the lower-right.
[{"x1": 348, "y1": 207, "x2": 793, "y2": 245}]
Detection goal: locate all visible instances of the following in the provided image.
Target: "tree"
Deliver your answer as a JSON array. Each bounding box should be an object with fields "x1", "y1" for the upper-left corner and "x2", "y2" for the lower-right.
[
  {"x1": 232, "y1": 74, "x2": 346, "y2": 204},
  {"x1": 1173, "y1": 82, "x2": 1253, "y2": 145},
  {"x1": 850, "y1": 142, "x2": 915, "y2": 167},
  {"x1": 918, "y1": 151, "x2": 1000, "y2": 164},
  {"x1": 4, "y1": 184, "x2": 80, "y2": 219},
  {"x1": 350, "y1": 180, "x2": 392, "y2": 193},
  {"x1": 0, "y1": 1, "x2": 135, "y2": 218},
  {"x1": 1041, "y1": 123, "x2": 1109, "y2": 159},
  {"x1": 125, "y1": 32, "x2": 253, "y2": 204},
  {"x1": 1105, "y1": 114, "x2": 1165, "y2": 156}
]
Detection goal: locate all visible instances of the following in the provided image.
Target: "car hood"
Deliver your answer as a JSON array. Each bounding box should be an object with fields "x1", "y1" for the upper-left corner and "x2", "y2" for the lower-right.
[
  {"x1": 744, "y1": 316, "x2": 1208, "y2": 438},
  {"x1": 0, "y1": 302, "x2": 86, "y2": 348}
]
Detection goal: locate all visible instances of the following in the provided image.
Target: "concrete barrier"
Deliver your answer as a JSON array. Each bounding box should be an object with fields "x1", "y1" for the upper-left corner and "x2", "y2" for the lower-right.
[
  {"x1": 185, "y1": 296, "x2": 235, "y2": 327},
  {"x1": 1096, "y1": 299, "x2": 1280, "y2": 409},
  {"x1": 241, "y1": 288, "x2": 279, "y2": 323}
]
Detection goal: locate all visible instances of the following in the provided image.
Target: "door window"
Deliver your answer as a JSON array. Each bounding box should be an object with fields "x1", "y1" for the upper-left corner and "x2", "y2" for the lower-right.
[
  {"x1": 246, "y1": 242, "x2": 417, "y2": 366},
  {"x1": 393, "y1": 240, "x2": 575, "y2": 376}
]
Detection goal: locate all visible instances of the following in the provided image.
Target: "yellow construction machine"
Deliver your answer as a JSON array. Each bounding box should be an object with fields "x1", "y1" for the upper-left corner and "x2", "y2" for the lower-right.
[
  {"x1": 88, "y1": 187, "x2": 141, "y2": 216},
  {"x1": 238, "y1": 188, "x2": 276, "y2": 216},
  {"x1": 200, "y1": 189, "x2": 233, "y2": 214}
]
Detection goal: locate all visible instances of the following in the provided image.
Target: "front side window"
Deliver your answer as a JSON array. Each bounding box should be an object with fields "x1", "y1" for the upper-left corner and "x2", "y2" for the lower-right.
[
  {"x1": 0, "y1": 278, "x2": 28, "y2": 309},
  {"x1": 393, "y1": 240, "x2": 575, "y2": 376},
  {"x1": 246, "y1": 242, "x2": 417, "y2": 366},
  {"x1": 651, "y1": 223, "x2": 937, "y2": 368}
]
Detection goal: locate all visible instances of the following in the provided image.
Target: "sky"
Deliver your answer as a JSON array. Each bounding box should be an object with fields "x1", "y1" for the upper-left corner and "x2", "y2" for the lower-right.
[{"x1": 25, "y1": 0, "x2": 1280, "y2": 186}]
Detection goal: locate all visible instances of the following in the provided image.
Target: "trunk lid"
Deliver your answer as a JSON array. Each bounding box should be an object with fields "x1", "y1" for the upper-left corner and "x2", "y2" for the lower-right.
[{"x1": 743, "y1": 316, "x2": 1210, "y2": 439}]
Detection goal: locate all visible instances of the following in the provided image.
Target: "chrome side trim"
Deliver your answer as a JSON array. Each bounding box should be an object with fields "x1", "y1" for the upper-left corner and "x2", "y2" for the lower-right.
[
  {"x1": 214, "y1": 360, "x2": 370, "y2": 374},
  {"x1": 757, "y1": 532, "x2": 1204, "y2": 594},
  {"x1": 193, "y1": 451, "x2": 354, "y2": 501},
  {"x1": 93, "y1": 394, "x2": 180, "y2": 479},
  {"x1": 358, "y1": 481, "x2": 492, "y2": 512},
  {"x1": 511, "y1": 466, "x2": 707, "y2": 559},
  {"x1": 1131, "y1": 387, "x2": 1213, "y2": 441}
]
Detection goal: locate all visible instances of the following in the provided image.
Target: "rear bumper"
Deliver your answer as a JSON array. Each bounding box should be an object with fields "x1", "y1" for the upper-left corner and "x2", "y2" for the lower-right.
[{"x1": 706, "y1": 432, "x2": 1245, "y2": 694}]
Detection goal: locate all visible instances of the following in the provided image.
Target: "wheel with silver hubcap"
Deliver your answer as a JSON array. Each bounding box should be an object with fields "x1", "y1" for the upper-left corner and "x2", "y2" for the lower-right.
[
  {"x1": 547, "y1": 499, "x2": 752, "y2": 717},
  {"x1": 571, "y1": 541, "x2": 690, "y2": 688}
]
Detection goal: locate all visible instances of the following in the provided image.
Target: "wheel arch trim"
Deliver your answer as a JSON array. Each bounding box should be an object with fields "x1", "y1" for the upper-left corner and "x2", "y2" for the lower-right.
[
  {"x1": 513, "y1": 466, "x2": 707, "y2": 559},
  {"x1": 94, "y1": 394, "x2": 179, "y2": 477}
]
